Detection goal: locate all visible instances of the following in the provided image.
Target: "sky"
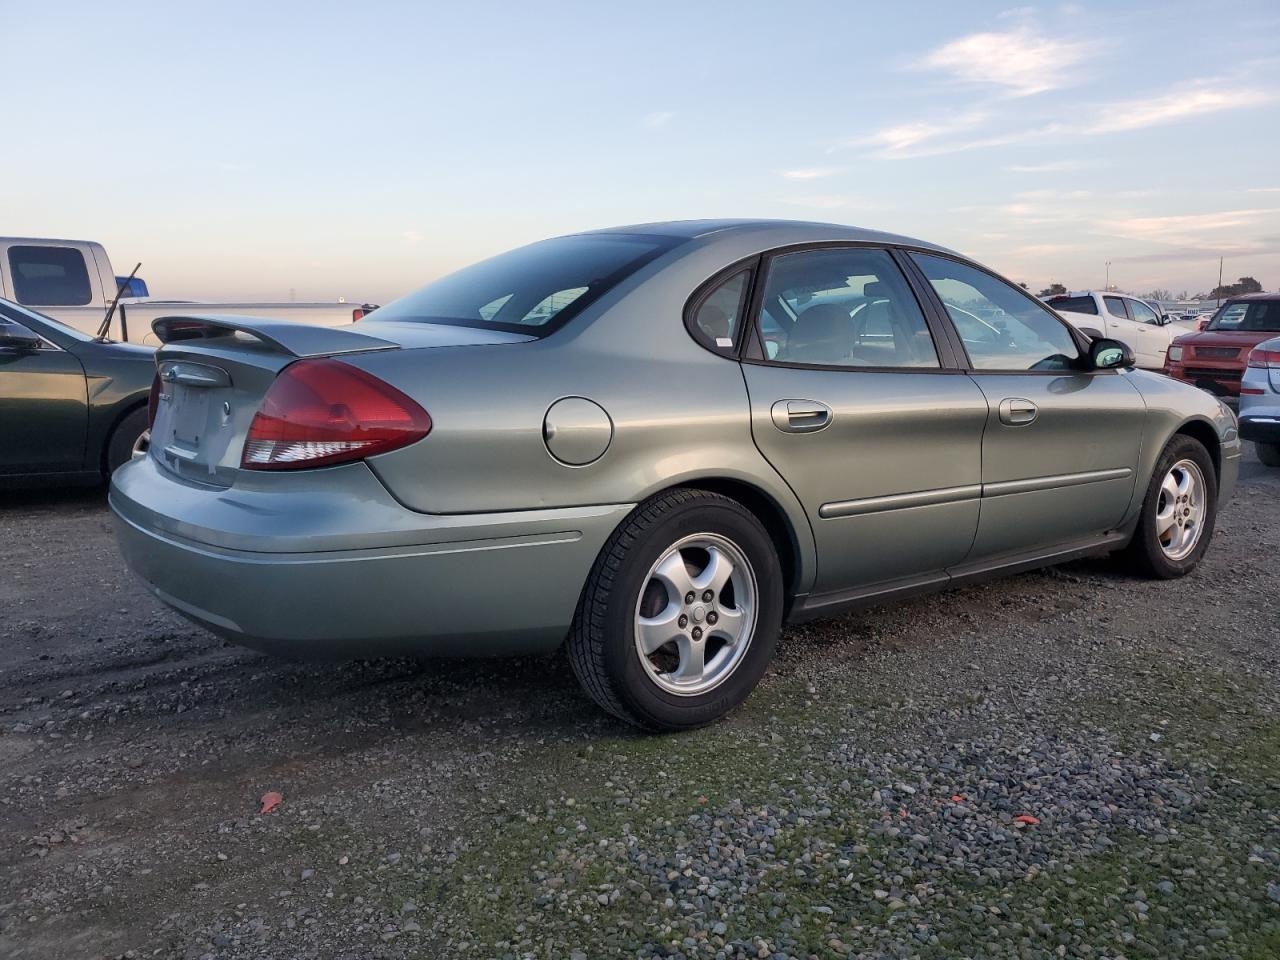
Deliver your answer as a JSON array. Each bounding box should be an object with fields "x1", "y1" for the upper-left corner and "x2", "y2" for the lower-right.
[{"x1": 4, "y1": 0, "x2": 1279, "y2": 303}]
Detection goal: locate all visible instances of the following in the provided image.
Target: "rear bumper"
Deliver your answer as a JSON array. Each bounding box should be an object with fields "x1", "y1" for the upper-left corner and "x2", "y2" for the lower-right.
[
  {"x1": 110, "y1": 456, "x2": 631, "y2": 658},
  {"x1": 1240, "y1": 415, "x2": 1280, "y2": 445}
]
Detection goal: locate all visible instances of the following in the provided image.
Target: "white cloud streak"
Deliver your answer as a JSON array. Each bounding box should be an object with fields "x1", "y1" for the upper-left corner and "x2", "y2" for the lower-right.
[
  {"x1": 918, "y1": 28, "x2": 1090, "y2": 96},
  {"x1": 1087, "y1": 84, "x2": 1275, "y2": 134}
]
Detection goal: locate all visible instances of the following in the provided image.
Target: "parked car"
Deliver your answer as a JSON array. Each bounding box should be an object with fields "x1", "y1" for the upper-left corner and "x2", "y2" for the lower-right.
[
  {"x1": 110, "y1": 220, "x2": 1240, "y2": 730},
  {"x1": 1240, "y1": 336, "x2": 1280, "y2": 467},
  {"x1": 0, "y1": 298, "x2": 153, "y2": 485},
  {"x1": 1164, "y1": 294, "x2": 1280, "y2": 404},
  {"x1": 0, "y1": 238, "x2": 376, "y2": 344},
  {"x1": 1044, "y1": 291, "x2": 1180, "y2": 369}
]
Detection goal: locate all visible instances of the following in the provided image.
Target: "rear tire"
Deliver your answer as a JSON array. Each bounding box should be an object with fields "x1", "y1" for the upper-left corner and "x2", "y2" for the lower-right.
[
  {"x1": 1257, "y1": 442, "x2": 1280, "y2": 468},
  {"x1": 1121, "y1": 434, "x2": 1217, "y2": 579},
  {"x1": 105, "y1": 408, "x2": 149, "y2": 477},
  {"x1": 568, "y1": 489, "x2": 784, "y2": 730}
]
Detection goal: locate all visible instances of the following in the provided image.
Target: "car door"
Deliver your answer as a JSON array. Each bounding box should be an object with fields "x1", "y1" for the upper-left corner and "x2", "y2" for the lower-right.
[
  {"x1": 737, "y1": 245, "x2": 989, "y2": 601},
  {"x1": 909, "y1": 253, "x2": 1146, "y2": 562},
  {"x1": 0, "y1": 312, "x2": 88, "y2": 475},
  {"x1": 1122, "y1": 297, "x2": 1170, "y2": 368}
]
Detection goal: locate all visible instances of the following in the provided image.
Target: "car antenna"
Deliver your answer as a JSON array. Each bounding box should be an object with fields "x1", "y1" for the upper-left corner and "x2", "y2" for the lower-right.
[{"x1": 95, "y1": 262, "x2": 142, "y2": 341}]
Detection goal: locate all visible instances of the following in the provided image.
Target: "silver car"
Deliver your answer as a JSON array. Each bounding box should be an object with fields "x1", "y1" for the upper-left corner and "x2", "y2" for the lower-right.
[
  {"x1": 110, "y1": 220, "x2": 1240, "y2": 729},
  {"x1": 1240, "y1": 335, "x2": 1280, "y2": 466}
]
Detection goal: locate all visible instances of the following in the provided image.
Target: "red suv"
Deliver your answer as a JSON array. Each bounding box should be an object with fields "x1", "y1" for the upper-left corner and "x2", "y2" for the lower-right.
[{"x1": 1164, "y1": 294, "x2": 1280, "y2": 404}]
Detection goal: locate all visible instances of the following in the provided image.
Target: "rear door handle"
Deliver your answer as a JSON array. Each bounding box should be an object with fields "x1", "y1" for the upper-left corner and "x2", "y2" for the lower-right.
[
  {"x1": 998, "y1": 398, "x2": 1038, "y2": 426},
  {"x1": 771, "y1": 399, "x2": 832, "y2": 433}
]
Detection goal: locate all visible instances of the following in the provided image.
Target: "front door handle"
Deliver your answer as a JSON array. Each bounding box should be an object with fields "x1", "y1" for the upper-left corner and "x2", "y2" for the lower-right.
[
  {"x1": 998, "y1": 397, "x2": 1038, "y2": 426},
  {"x1": 771, "y1": 399, "x2": 832, "y2": 433}
]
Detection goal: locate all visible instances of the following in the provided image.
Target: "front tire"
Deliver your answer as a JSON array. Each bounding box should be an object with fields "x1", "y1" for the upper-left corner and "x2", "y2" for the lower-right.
[
  {"x1": 1257, "y1": 442, "x2": 1280, "y2": 468},
  {"x1": 568, "y1": 489, "x2": 784, "y2": 730},
  {"x1": 1122, "y1": 435, "x2": 1218, "y2": 579}
]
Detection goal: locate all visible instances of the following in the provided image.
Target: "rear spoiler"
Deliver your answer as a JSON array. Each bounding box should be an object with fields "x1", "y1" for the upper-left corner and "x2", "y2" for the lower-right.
[{"x1": 151, "y1": 314, "x2": 398, "y2": 358}]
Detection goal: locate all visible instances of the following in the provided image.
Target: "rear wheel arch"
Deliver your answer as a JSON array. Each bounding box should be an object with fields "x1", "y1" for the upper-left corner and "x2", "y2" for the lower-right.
[{"x1": 101, "y1": 400, "x2": 149, "y2": 477}]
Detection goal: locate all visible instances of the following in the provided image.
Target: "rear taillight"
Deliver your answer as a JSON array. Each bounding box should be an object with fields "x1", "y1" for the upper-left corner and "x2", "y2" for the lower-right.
[
  {"x1": 1247, "y1": 348, "x2": 1280, "y2": 369},
  {"x1": 241, "y1": 359, "x2": 431, "y2": 470},
  {"x1": 352, "y1": 308, "x2": 365, "y2": 322},
  {"x1": 147, "y1": 373, "x2": 161, "y2": 428}
]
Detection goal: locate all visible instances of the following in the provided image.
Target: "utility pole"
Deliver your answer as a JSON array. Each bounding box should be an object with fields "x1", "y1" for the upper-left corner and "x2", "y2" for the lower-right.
[
  {"x1": 1105, "y1": 261, "x2": 1111, "y2": 291},
  {"x1": 1216, "y1": 256, "x2": 1224, "y2": 307}
]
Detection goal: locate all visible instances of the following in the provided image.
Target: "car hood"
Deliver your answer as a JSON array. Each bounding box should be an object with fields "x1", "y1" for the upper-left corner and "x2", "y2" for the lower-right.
[{"x1": 1171, "y1": 329, "x2": 1279, "y2": 348}]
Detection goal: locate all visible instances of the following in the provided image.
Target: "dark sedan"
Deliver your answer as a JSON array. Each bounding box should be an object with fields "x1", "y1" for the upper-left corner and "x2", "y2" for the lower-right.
[{"x1": 1, "y1": 298, "x2": 153, "y2": 486}]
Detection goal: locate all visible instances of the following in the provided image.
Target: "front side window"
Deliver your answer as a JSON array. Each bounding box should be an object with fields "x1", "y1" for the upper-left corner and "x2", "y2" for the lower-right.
[
  {"x1": 690, "y1": 269, "x2": 750, "y2": 354},
  {"x1": 8, "y1": 246, "x2": 93, "y2": 306},
  {"x1": 1207, "y1": 301, "x2": 1280, "y2": 333},
  {"x1": 1128, "y1": 299, "x2": 1161, "y2": 325},
  {"x1": 370, "y1": 233, "x2": 682, "y2": 335},
  {"x1": 912, "y1": 253, "x2": 1081, "y2": 372},
  {"x1": 754, "y1": 247, "x2": 939, "y2": 368}
]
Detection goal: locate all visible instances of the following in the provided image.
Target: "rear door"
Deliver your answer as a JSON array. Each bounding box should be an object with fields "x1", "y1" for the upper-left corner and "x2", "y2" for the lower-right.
[
  {"x1": 738, "y1": 245, "x2": 989, "y2": 600},
  {"x1": 910, "y1": 253, "x2": 1145, "y2": 562},
  {"x1": 0, "y1": 310, "x2": 88, "y2": 475},
  {"x1": 0, "y1": 242, "x2": 107, "y2": 338}
]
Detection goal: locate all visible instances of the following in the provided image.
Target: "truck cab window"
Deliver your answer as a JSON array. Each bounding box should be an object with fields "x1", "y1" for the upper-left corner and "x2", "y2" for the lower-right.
[{"x1": 8, "y1": 246, "x2": 93, "y2": 306}]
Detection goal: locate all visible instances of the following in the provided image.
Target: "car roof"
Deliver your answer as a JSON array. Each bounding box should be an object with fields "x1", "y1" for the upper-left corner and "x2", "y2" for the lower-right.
[
  {"x1": 1223, "y1": 292, "x2": 1280, "y2": 302},
  {"x1": 575, "y1": 219, "x2": 957, "y2": 254}
]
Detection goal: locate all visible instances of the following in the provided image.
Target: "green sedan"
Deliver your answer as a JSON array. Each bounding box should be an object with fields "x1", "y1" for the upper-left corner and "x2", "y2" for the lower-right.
[{"x1": 1, "y1": 298, "x2": 153, "y2": 486}]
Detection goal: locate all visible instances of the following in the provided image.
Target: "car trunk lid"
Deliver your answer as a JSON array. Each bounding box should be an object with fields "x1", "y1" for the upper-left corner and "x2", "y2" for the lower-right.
[{"x1": 148, "y1": 314, "x2": 531, "y2": 487}]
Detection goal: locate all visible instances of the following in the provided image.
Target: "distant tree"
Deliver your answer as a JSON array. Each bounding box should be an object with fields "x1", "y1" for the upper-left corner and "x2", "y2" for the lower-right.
[
  {"x1": 1018, "y1": 282, "x2": 1028, "y2": 290},
  {"x1": 1176, "y1": 290, "x2": 1189, "y2": 301},
  {"x1": 1144, "y1": 288, "x2": 1173, "y2": 301},
  {"x1": 1038, "y1": 282, "x2": 1067, "y2": 297},
  {"x1": 1209, "y1": 276, "x2": 1263, "y2": 299}
]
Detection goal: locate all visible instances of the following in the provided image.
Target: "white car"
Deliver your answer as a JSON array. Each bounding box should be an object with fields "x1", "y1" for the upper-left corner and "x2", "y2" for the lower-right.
[
  {"x1": 1240, "y1": 335, "x2": 1280, "y2": 467},
  {"x1": 1045, "y1": 291, "x2": 1181, "y2": 370}
]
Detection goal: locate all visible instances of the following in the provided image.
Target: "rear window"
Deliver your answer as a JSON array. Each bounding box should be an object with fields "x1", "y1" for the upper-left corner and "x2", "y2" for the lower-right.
[
  {"x1": 1048, "y1": 295, "x2": 1098, "y2": 315},
  {"x1": 1207, "y1": 300, "x2": 1280, "y2": 333},
  {"x1": 370, "y1": 234, "x2": 683, "y2": 335},
  {"x1": 8, "y1": 245, "x2": 93, "y2": 306}
]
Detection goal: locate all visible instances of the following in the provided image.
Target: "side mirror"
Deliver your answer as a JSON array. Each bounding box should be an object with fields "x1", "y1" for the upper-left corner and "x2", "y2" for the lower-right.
[
  {"x1": 0, "y1": 325, "x2": 43, "y2": 352},
  {"x1": 1197, "y1": 319, "x2": 1209, "y2": 331},
  {"x1": 1090, "y1": 337, "x2": 1135, "y2": 370}
]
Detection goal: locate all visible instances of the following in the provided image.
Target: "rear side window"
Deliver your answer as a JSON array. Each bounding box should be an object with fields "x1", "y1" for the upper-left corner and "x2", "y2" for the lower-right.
[
  {"x1": 688, "y1": 269, "x2": 750, "y2": 355},
  {"x1": 1103, "y1": 296, "x2": 1129, "y2": 318},
  {"x1": 912, "y1": 253, "x2": 1081, "y2": 372},
  {"x1": 370, "y1": 233, "x2": 682, "y2": 335},
  {"x1": 1208, "y1": 301, "x2": 1280, "y2": 332},
  {"x1": 754, "y1": 247, "x2": 939, "y2": 369},
  {"x1": 8, "y1": 246, "x2": 93, "y2": 306},
  {"x1": 1049, "y1": 295, "x2": 1098, "y2": 315}
]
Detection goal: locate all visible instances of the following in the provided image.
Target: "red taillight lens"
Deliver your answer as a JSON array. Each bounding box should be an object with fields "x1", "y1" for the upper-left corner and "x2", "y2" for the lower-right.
[
  {"x1": 352, "y1": 308, "x2": 365, "y2": 322},
  {"x1": 147, "y1": 373, "x2": 161, "y2": 428},
  {"x1": 1247, "y1": 348, "x2": 1280, "y2": 369},
  {"x1": 241, "y1": 359, "x2": 431, "y2": 470}
]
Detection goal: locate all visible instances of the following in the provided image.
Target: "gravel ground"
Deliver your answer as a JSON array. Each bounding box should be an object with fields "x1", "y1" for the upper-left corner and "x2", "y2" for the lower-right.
[{"x1": 0, "y1": 450, "x2": 1276, "y2": 960}]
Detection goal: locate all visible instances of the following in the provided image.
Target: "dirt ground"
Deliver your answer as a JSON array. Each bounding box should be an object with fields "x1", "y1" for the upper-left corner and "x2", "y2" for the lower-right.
[{"x1": 1, "y1": 449, "x2": 1276, "y2": 959}]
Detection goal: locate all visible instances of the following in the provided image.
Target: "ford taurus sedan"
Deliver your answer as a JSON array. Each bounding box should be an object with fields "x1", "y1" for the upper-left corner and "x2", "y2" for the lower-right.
[{"x1": 110, "y1": 220, "x2": 1240, "y2": 729}]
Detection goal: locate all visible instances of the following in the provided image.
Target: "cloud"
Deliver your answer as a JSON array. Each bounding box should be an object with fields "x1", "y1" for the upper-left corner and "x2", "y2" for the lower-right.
[
  {"x1": 642, "y1": 111, "x2": 674, "y2": 128},
  {"x1": 1099, "y1": 209, "x2": 1280, "y2": 246},
  {"x1": 918, "y1": 28, "x2": 1090, "y2": 96},
  {"x1": 1248, "y1": 187, "x2": 1280, "y2": 193},
  {"x1": 1087, "y1": 84, "x2": 1275, "y2": 133},
  {"x1": 836, "y1": 111, "x2": 993, "y2": 158},
  {"x1": 401, "y1": 230, "x2": 424, "y2": 244},
  {"x1": 1004, "y1": 159, "x2": 1089, "y2": 173},
  {"x1": 780, "y1": 166, "x2": 844, "y2": 180}
]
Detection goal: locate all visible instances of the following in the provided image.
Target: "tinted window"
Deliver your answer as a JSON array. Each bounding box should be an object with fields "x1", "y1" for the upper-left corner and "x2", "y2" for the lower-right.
[
  {"x1": 1208, "y1": 301, "x2": 1280, "y2": 333},
  {"x1": 0, "y1": 300, "x2": 91, "y2": 342},
  {"x1": 913, "y1": 253, "x2": 1081, "y2": 371},
  {"x1": 8, "y1": 246, "x2": 93, "y2": 306},
  {"x1": 755, "y1": 248, "x2": 939, "y2": 368},
  {"x1": 691, "y1": 269, "x2": 750, "y2": 354},
  {"x1": 1103, "y1": 296, "x2": 1129, "y2": 318},
  {"x1": 370, "y1": 233, "x2": 681, "y2": 335},
  {"x1": 1128, "y1": 299, "x2": 1160, "y2": 325},
  {"x1": 1049, "y1": 295, "x2": 1098, "y2": 315}
]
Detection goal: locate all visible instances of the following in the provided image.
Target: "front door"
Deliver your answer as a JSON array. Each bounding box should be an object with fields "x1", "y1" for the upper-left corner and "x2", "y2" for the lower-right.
[
  {"x1": 739, "y1": 246, "x2": 989, "y2": 598},
  {"x1": 0, "y1": 316, "x2": 88, "y2": 475},
  {"x1": 1106, "y1": 296, "x2": 1166, "y2": 369},
  {"x1": 910, "y1": 253, "x2": 1146, "y2": 561}
]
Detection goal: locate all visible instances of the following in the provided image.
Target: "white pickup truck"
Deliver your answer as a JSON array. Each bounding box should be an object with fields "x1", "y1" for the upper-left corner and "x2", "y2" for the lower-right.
[
  {"x1": 1044, "y1": 291, "x2": 1188, "y2": 370},
  {"x1": 0, "y1": 237, "x2": 376, "y2": 345}
]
